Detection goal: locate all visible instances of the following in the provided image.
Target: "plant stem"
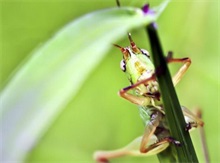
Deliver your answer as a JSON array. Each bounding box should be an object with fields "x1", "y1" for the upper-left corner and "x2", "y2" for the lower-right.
[{"x1": 146, "y1": 23, "x2": 198, "y2": 162}]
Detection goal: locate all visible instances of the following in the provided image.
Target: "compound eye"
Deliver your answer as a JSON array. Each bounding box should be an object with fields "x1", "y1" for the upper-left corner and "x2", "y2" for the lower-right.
[
  {"x1": 120, "y1": 60, "x2": 126, "y2": 72},
  {"x1": 140, "y1": 49, "x2": 150, "y2": 57}
]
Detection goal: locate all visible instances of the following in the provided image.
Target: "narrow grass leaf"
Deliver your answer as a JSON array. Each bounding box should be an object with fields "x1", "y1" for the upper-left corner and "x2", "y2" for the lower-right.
[{"x1": 146, "y1": 23, "x2": 198, "y2": 162}]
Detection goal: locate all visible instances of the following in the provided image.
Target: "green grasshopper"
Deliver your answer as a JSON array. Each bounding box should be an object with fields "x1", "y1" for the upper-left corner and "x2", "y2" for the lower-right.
[{"x1": 94, "y1": 33, "x2": 204, "y2": 163}]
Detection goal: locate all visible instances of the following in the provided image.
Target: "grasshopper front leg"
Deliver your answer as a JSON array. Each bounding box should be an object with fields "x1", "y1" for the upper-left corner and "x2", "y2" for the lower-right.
[
  {"x1": 118, "y1": 74, "x2": 163, "y2": 113},
  {"x1": 118, "y1": 74, "x2": 156, "y2": 106},
  {"x1": 166, "y1": 52, "x2": 191, "y2": 86}
]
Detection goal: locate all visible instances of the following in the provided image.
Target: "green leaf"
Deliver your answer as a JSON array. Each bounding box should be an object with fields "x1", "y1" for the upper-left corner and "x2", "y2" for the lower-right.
[
  {"x1": 147, "y1": 24, "x2": 198, "y2": 162},
  {"x1": 0, "y1": 1, "x2": 170, "y2": 162}
]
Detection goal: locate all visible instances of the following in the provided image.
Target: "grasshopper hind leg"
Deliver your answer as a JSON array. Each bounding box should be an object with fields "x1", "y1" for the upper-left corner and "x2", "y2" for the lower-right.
[
  {"x1": 94, "y1": 110, "x2": 173, "y2": 163},
  {"x1": 93, "y1": 135, "x2": 171, "y2": 163}
]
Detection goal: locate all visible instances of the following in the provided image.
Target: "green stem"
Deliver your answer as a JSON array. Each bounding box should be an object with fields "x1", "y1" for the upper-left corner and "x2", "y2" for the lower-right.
[{"x1": 146, "y1": 23, "x2": 198, "y2": 162}]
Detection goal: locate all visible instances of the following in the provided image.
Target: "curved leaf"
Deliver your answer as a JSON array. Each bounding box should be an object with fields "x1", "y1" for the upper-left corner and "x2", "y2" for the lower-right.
[{"x1": 0, "y1": 1, "x2": 169, "y2": 162}]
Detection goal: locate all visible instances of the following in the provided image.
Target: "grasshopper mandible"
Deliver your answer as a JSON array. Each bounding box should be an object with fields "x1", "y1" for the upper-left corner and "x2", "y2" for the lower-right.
[{"x1": 94, "y1": 33, "x2": 204, "y2": 163}]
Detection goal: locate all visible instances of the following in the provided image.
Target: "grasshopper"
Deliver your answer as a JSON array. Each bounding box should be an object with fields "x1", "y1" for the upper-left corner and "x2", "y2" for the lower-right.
[{"x1": 94, "y1": 33, "x2": 204, "y2": 163}]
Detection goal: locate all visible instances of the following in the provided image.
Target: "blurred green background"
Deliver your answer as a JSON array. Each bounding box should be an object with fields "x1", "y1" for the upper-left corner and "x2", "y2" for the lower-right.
[{"x1": 1, "y1": 0, "x2": 219, "y2": 163}]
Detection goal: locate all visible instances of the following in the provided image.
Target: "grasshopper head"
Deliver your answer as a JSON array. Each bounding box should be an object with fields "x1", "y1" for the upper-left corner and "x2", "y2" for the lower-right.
[{"x1": 114, "y1": 33, "x2": 154, "y2": 84}]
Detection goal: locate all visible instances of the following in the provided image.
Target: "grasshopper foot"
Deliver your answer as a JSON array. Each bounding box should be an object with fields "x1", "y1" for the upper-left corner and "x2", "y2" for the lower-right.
[
  {"x1": 185, "y1": 122, "x2": 198, "y2": 131},
  {"x1": 166, "y1": 137, "x2": 181, "y2": 146}
]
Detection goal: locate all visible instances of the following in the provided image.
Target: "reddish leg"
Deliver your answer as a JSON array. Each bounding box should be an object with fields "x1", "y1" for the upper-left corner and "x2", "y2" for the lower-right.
[{"x1": 166, "y1": 52, "x2": 191, "y2": 86}]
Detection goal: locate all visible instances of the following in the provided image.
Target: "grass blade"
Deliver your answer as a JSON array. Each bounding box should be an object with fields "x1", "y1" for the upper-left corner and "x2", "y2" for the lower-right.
[{"x1": 146, "y1": 23, "x2": 198, "y2": 162}]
